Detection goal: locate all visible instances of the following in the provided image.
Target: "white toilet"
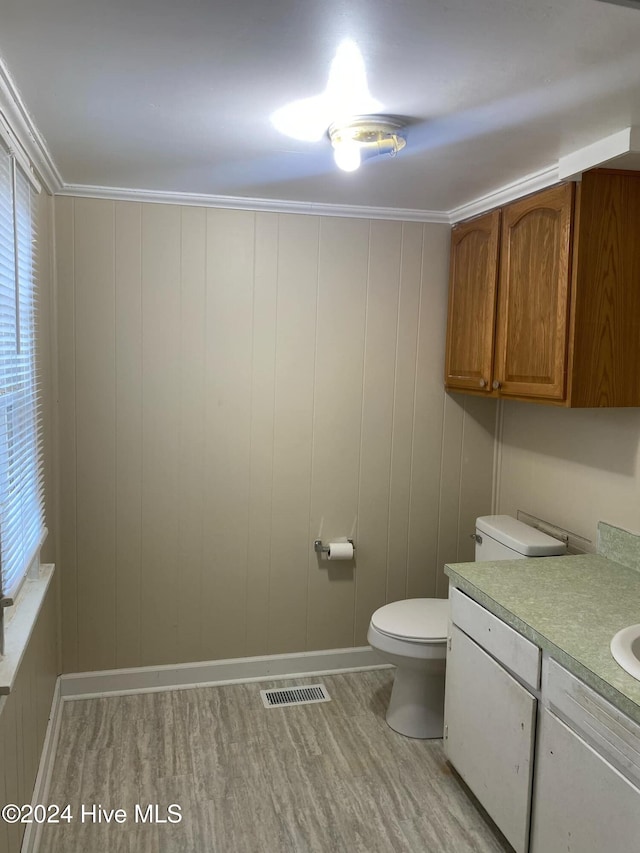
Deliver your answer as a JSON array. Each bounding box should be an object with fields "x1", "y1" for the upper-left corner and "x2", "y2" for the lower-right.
[{"x1": 367, "y1": 515, "x2": 566, "y2": 739}]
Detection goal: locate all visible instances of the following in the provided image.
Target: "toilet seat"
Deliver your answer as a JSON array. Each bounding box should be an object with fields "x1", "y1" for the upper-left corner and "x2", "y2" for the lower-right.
[{"x1": 370, "y1": 598, "x2": 448, "y2": 642}]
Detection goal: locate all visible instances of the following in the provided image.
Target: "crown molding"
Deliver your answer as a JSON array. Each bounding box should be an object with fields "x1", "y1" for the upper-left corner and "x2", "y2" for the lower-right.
[
  {"x1": 57, "y1": 183, "x2": 451, "y2": 223},
  {"x1": 448, "y1": 164, "x2": 560, "y2": 223},
  {"x1": 58, "y1": 168, "x2": 565, "y2": 224},
  {"x1": 59, "y1": 168, "x2": 565, "y2": 225},
  {"x1": 0, "y1": 59, "x2": 63, "y2": 194}
]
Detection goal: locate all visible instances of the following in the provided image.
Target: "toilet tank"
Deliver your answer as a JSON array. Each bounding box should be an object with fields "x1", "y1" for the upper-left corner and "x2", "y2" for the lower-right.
[{"x1": 475, "y1": 515, "x2": 566, "y2": 560}]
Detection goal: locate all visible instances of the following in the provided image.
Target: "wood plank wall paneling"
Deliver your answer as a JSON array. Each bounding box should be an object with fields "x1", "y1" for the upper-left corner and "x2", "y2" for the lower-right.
[
  {"x1": 246, "y1": 213, "x2": 278, "y2": 656},
  {"x1": 353, "y1": 220, "x2": 401, "y2": 642},
  {"x1": 307, "y1": 217, "x2": 369, "y2": 650},
  {"x1": 74, "y1": 199, "x2": 117, "y2": 671},
  {"x1": 140, "y1": 205, "x2": 182, "y2": 667},
  {"x1": 56, "y1": 200, "x2": 496, "y2": 672},
  {"x1": 268, "y1": 214, "x2": 318, "y2": 654},
  {"x1": 115, "y1": 202, "x2": 143, "y2": 668},
  {"x1": 386, "y1": 223, "x2": 424, "y2": 605},
  {"x1": 202, "y1": 209, "x2": 255, "y2": 660},
  {"x1": 176, "y1": 206, "x2": 207, "y2": 664},
  {"x1": 408, "y1": 224, "x2": 453, "y2": 599},
  {"x1": 0, "y1": 582, "x2": 58, "y2": 853}
]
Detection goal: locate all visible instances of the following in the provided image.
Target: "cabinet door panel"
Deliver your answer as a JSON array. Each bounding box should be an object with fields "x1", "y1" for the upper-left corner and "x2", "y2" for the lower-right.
[
  {"x1": 570, "y1": 170, "x2": 640, "y2": 407},
  {"x1": 445, "y1": 210, "x2": 500, "y2": 392},
  {"x1": 531, "y1": 708, "x2": 640, "y2": 853},
  {"x1": 444, "y1": 625, "x2": 536, "y2": 853},
  {"x1": 495, "y1": 184, "x2": 573, "y2": 400}
]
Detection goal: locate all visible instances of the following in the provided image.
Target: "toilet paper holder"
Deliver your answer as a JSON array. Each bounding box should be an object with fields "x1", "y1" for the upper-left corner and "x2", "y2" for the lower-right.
[{"x1": 314, "y1": 538, "x2": 355, "y2": 555}]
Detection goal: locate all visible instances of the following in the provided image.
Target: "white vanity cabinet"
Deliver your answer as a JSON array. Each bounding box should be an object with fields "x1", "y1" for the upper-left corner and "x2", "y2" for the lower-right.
[
  {"x1": 444, "y1": 589, "x2": 539, "y2": 853},
  {"x1": 445, "y1": 586, "x2": 640, "y2": 853},
  {"x1": 530, "y1": 659, "x2": 640, "y2": 853}
]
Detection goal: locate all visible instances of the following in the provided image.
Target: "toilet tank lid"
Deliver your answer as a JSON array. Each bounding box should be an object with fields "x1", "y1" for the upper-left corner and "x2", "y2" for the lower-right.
[{"x1": 476, "y1": 515, "x2": 566, "y2": 557}]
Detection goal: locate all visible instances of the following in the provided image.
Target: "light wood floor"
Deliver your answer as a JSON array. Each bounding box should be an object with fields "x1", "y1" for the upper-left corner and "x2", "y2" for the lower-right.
[{"x1": 39, "y1": 670, "x2": 512, "y2": 852}]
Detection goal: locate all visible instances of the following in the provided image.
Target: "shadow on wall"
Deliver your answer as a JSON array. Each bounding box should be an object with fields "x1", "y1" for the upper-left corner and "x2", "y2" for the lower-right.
[
  {"x1": 438, "y1": 392, "x2": 498, "y2": 575},
  {"x1": 500, "y1": 402, "x2": 640, "y2": 477}
]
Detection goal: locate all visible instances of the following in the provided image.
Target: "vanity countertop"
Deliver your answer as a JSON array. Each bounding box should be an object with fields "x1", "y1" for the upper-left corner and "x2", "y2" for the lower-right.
[{"x1": 445, "y1": 543, "x2": 640, "y2": 725}]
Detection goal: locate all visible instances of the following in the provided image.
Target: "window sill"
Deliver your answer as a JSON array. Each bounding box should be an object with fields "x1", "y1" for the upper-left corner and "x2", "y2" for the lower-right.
[{"x1": 0, "y1": 563, "x2": 55, "y2": 694}]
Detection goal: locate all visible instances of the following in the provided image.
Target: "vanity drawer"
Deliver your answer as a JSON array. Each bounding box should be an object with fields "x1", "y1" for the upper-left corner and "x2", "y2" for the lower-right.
[
  {"x1": 543, "y1": 656, "x2": 640, "y2": 789},
  {"x1": 450, "y1": 587, "x2": 540, "y2": 691}
]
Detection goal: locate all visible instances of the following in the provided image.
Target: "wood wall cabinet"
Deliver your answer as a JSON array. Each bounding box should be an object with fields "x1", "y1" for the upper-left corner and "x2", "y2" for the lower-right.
[
  {"x1": 445, "y1": 209, "x2": 500, "y2": 393},
  {"x1": 445, "y1": 170, "x2": 640, "y2": 407},
  {"x1": 495, "y1": 184, "x2": 573, "y2": 401}
]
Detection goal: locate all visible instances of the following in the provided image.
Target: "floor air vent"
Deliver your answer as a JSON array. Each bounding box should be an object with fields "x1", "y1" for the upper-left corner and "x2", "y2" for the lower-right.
[{"x1": 260, "y1": 683, "x2": 331, "y2": 709}]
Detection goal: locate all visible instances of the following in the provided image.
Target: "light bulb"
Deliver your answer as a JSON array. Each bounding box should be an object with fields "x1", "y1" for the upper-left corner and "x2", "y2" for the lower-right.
[{"x1": 333, "y1": 140, "x2": 361, "y2": 172}]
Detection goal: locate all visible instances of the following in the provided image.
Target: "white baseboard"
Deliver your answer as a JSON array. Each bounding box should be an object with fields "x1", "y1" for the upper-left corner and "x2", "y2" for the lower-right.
[
  {"x1": 21, "y1": 677, "x2": 63, "y2": 853},
  {"x1": 60, "y1": 646, "x2": 390, "y2": 700}
]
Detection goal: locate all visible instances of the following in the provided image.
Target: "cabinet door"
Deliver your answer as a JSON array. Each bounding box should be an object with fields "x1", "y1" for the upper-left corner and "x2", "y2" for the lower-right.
[
  {"x1": 531, "y1": 708, "x2": 640, "y2": 853},
  {"x1": 444, "y1": 625, "x2": 536, "y2": 853},
  {"x1": 570, "y1": 170, "x2": 640, "y2": 407},
  {"x1": 445, "y1": 210, "x2": 500, "y2": 392},
  {"x1": 494, "y1": 184, "x2": 574, "y2": 400}
]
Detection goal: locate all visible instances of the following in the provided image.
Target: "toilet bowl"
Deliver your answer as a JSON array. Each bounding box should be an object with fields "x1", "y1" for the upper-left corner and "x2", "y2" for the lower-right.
[
  {"x1": 367, "y1": 598, "x2": 448, "y2": 739},
  {"x1": 368, "y1": 516, "x2": 567, "y2": 740}
]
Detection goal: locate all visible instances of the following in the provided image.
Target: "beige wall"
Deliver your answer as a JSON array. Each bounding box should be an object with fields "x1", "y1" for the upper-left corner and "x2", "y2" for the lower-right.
[
  {"x1": 55, "y1": 198, "x2": 496, "y2": 673},
  {"x1": 497, "y1": 401, "x2": 640, "y2": 545},
  {"x1": 0, "y1": 191, "x2": 59, "y2": 853}
]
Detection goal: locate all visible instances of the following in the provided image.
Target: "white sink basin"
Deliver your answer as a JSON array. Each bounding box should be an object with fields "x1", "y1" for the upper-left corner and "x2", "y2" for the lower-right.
[{"x1": 611, "y1": 624, "x2": 640, "y2": 681}]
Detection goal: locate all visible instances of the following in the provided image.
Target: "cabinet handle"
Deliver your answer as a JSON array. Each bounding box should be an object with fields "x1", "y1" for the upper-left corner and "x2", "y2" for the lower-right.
[
  {"x1": 492, "y1": 380, "x2": 502, "y2": 390},
  {"x1": 479, "y1": 378, "x2": 487, "y2": 388}
]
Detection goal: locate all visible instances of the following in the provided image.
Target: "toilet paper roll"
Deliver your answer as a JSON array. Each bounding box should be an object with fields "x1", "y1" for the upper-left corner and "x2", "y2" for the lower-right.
[{"x1": 327, "y1": 541, "x2": 354, "y2": 561}]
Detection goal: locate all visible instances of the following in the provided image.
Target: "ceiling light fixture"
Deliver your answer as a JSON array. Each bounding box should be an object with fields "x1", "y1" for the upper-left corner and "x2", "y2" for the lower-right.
[{"x1": 328, "y1": 116, "x2": 407, "y2": 172}]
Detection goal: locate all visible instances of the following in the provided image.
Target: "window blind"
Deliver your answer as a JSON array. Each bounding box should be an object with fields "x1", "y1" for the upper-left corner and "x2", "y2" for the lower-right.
[{"x1": 0, "y1": 139, "x2": 45, "y2": 603}]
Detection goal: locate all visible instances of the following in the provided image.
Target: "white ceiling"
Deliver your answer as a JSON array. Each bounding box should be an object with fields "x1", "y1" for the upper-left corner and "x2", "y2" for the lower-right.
[{"x1": 2, "y1": 0, "x2": 640, "y2": 214}]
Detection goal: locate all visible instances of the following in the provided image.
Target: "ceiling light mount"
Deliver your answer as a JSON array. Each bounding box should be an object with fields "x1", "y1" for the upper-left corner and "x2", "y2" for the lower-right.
[{"x1": 328, "y1": 115, "x2": 407, "y2": 172}]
